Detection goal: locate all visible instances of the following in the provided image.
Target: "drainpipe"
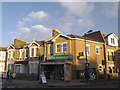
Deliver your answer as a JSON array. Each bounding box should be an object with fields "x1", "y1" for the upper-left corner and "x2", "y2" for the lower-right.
[{"x1": 103, "y1": 44, "x2": 107, "y2": 79}]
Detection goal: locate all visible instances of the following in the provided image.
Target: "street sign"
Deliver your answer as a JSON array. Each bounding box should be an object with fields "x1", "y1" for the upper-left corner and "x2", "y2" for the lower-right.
[
  {"x1": 41, "y1": 74, "x2": 47, "y2": 84},
  {"x1": 78, "y1": 58, "x2": 86, "y2": 61}
]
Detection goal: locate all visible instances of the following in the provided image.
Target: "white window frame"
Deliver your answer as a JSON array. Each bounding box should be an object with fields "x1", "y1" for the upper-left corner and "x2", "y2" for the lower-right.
[
  {"x1": 19, "y1": 49, "x2": 24, "y2": 59},
  {"x1": 0, "y1": 63, "x2": 4, "y2": 72},
  {"x1": 56, "y1": 43, "x2": 61, "y2": 53},
  {"x1": 0, "y1": 51, "x2": 6, "y2": 60},
  {"x1": 86, "y1": 44, "x2": 90, "y2": 56},
  {"x1": 62, "y1": 42, "x2": 67, "y2": 52},
  {"x1": 30, "y1": 46, "x2": 39, "y2": 57},
  {"x1": 8, "y1": 49, "x2": 15, "y2": 59},
  {"x1": 99, "y1": 64, "x2": 103, "y2": 72},
  {"x1": 96, "y1": 46, "x2": 99, "y2": 54}
]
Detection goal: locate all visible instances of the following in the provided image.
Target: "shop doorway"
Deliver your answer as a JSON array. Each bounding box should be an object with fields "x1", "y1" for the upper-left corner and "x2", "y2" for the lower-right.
[{"x1": 42, "y1": 64, "x2": 64, "y2": 80}]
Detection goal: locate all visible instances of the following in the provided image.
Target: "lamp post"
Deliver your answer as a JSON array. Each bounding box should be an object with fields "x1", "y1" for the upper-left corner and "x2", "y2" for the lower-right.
[
  {"x1": 84, "y1": 30, "x2": 93, "y2": 81},
  {"x1": 38, "y1": 55, "x2": 41, "y2": 84}
]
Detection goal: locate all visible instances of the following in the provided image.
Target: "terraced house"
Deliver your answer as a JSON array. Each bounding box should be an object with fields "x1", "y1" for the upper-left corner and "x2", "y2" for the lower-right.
[
  {"x1": 0, "y1": 46, "x2": 7, "y2": 74},
  {"x1": 4, "y1": 29, "x2": 120, "y2": 81}
]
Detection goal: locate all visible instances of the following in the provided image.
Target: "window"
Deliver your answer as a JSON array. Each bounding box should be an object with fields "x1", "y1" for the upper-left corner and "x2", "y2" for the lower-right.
[
  {"x1": 31, "y1": 48, "x2": 34, "y2": 57},
  {"x1": 118, "y1": 51, "x2": 120, "y2": 58},
  {"x1": 15, "y1": 65, "x2": 20, "y2": 73},
  {"x1": 96, "y1": 46, "x2": 99, "y2": 54},
  {"x1": 99, "y1": 65, "x2": 103, "y2": 72},
  {"x1": 62, "y1": 43, "x2": 67, "y2": 52},
  {"x1": 36, "y1": 48, "x2": 39, "y2": 56},
  {"x1": 86, "y1": 45, "x2": 90, "y2": 56},
  {"x1": 107, "y1": 51, "x2": 110, "y2": 61},
  {"x1": 0, "y1": 52, "x2": 5, "y2": 60},
  {"x1": 57, "y1": 44, "x2": 61, "y2": 53},
  {"x1": 29, "y1": 63, "x2": 38, "y2": 74},
  {"x1": 111, "y1": 38, "x2": 115, "y2": 44},
  {"x1": 26, "y1": 48, "x2": 28, "y2": 57},
  {"x1": 49, "y1": 44, "x2": 53, "y2": 54},
  {"x1": 9, "y1": 51, "x2": 11, "y2": 58},
  {"x1": 2, "y1": 53, "x2": 4, "y2": 60},
  {"x1": 34, "y1": 63, "x2": 38, "y2": 74},
  {"x1": 20, "y1": 49, "x2": 23, "y2": 58},
  {"x1": 111, "y1": 51, "x2": 115, "y2": 61},
  {"x1": 30, "y1": 63, "x2": 33, "y2": 74},
  {"x1": 109, "y1": 66, "x2": 112, "y2": 73},
  {"x1": 113, "y1": 67, "x2": 117, "y2": 73},
  {"x1": 79, "y1": 52, "x2": 84, "y2": 56},
  {"x1": 0, "y1": 64, "x2": 3, "y2": 71}
]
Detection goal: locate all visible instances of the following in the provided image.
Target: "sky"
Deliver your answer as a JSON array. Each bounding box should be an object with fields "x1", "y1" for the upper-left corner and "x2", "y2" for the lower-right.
[{"x1": 1, "y1": 1, "x2": 119, "y2": 47}]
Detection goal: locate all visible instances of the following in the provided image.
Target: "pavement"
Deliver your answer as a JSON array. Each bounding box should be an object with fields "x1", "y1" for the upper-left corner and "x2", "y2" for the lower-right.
[{"x1": 1, "y1": 78, "x2": 120, "y2": 88}]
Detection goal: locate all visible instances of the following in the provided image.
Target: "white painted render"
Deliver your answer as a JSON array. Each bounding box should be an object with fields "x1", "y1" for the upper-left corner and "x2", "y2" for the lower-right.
[{"x1": 107, "y1": 34, "x2": 118, "y2": 47}]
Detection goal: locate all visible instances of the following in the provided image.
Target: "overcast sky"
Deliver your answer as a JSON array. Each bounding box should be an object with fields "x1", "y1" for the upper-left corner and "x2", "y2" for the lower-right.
[{"x1": 1, "y1": 1, "x2": 118, "y2": 47}]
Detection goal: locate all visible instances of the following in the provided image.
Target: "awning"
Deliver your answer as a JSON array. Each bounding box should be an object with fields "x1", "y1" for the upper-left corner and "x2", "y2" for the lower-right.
[{"x1": 14, "y1": 60, "x2": 28, "y2": 64}]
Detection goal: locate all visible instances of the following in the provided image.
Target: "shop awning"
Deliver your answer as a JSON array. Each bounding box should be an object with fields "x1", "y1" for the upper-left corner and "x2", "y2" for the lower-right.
[{"x1": 14, "y1": 60, "x2": 28, "y2": 64}]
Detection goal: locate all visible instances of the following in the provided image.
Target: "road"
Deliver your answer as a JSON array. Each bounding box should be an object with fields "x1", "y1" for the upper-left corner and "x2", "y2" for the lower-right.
[{"x1": 1, "y1": 79, "x2": 120, "y2": 88}]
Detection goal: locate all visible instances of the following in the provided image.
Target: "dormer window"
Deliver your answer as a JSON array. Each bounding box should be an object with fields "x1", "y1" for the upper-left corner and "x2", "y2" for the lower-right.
[
  {"x1": 111, "y1": 38, "x2": 115, "y2": 44},
  {"x1": 30, "y1": 47, "x2": 39, "y2": 57},
  {"x1": 8, "y1": 50, "x2": 14, "y2": 59}
]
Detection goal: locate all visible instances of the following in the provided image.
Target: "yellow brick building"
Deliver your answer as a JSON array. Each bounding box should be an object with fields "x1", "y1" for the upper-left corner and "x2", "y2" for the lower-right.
[{"x1": 4, "y1": 29, "x2": 120, "y2": 81}]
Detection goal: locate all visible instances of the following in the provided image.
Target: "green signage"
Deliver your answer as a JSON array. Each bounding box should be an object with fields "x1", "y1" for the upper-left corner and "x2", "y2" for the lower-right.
[{"x1": 47, "y1": 54, "x2": 73, "y2": 60}]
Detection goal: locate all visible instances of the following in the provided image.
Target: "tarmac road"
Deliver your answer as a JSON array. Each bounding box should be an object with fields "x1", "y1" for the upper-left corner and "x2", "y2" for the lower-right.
[{"x1": 1, "y1": 79, "x2": 120, "y2": 88}]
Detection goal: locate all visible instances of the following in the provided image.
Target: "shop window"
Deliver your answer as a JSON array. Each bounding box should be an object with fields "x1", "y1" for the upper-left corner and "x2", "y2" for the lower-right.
[{"x1": 15, "y1": 65, "x2": 20, "y2": 73}]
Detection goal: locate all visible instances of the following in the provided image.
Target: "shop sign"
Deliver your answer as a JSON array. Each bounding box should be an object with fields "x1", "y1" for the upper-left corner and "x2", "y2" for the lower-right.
[
  {"x1": 41, "y1": 74, "x2": 47, "y2": 84},
  {"x1": 47, "y1": 54, "x2": 73, "y2": 60}
]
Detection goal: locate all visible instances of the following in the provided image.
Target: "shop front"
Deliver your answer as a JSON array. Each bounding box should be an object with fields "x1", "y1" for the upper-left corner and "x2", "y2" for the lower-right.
[{"x1": 41, "y1": 54, "x2": 73, "y2": 81}]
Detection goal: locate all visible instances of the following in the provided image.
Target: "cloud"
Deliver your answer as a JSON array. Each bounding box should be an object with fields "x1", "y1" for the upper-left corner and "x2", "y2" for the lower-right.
[
  {"x1": 60, "y1": 2, "x2": 94, "y2": 18},
  {"x1": 22, "y1": 11, "x2": 49, "y2": 24},
  {"x1": 58, "y1": 2, "x2": 94, "y2": 32}
]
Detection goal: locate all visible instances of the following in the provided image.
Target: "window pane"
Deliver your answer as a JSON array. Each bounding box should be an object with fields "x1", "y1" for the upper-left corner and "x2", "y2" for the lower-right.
[
  {"x1": 50, "y1": 44, "x2": 53, "y2": 54},
  {"x1": 57, "y1": 44, "x2": 61, "y2": 52},
  {"x1": 26, "y1": 49, "x2": 28, "y2": 57},
  {"x1": 63, "y1": 44, "x2": 67, "y2": 52},
  {"x1": 36, "y1": 48, "x2": 39, "y2": 56},
  {"x1": 31, "y1": 48, "x2": 34, "y2": 57}
]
